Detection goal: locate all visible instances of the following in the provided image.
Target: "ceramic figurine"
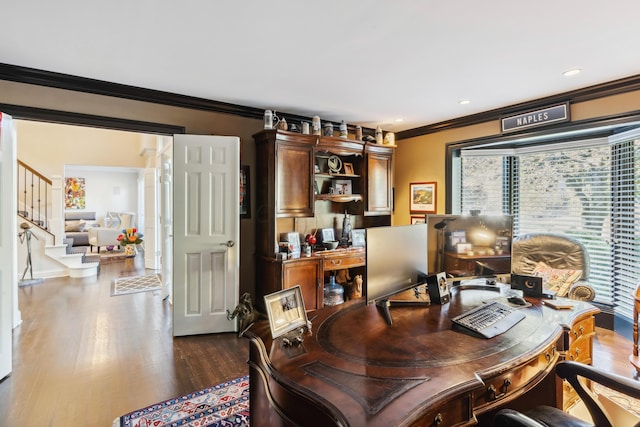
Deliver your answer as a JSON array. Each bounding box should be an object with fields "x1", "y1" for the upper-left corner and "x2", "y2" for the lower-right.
[
  {"x1": 263, "y1": 110, "x2": 273, "y2": 129},
  {"x1": 324, "y1": 122, "x2": 334, "y2": 137},
  {"x1": 312, "y1": 116, "x2": 321, "y2": 135},
  {"x1": 375, "y1": 126, "x2": 383, "y2": 144},
  {"x1": 339, "y1": 121, "x2": 348, "y2": 138},
  {"x1": 278, "y1": 117, "x2": 288, "y2": 131},
  {"x1": 302, "y1": 122, "x2": 310, "y2": 134},
  {"x1": 355, "y1": 125, "x2": 362, "y2": 141}
]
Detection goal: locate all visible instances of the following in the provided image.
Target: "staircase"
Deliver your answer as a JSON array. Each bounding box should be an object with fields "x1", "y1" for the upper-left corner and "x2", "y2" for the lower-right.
[{"x1": 17, "y1": 160, "x2": 99, "y2": 277}]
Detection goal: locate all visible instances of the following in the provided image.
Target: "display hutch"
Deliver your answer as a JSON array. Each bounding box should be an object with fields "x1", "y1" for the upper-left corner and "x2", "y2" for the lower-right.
[{"x1": 253, "y1": 129, "x2": 394, "y2": 311}]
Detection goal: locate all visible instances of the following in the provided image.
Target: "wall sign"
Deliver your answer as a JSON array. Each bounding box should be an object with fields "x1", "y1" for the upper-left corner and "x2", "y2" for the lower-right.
[{"x1": 501, "y1": 103, "x2": 569, "y2": 133}]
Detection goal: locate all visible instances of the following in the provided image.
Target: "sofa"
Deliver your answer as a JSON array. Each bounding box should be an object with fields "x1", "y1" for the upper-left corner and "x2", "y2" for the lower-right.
[{"x1": 64, "y1": 211, "x2": 99, "y2": 247}]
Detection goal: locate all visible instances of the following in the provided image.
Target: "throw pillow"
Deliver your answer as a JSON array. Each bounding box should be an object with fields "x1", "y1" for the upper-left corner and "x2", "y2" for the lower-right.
[
  {"x1": 65, "y1": 220, "x2": 86, "y2": 232},
  {"x1": 532, "y1": 262, "x2": 582, "y2": 297}
]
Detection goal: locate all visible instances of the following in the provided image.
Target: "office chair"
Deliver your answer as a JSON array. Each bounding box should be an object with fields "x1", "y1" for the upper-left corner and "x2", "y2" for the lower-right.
[
  {"x1": 511, "y1": 233, "x2": 595, "y2": 301},
  {"x1": 494, "y1": 361, "x2": 640, "y2": 427}
]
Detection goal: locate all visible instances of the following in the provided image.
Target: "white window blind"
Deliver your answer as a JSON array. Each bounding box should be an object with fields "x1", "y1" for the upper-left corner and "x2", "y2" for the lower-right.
[
  {"x1": 610, "y1": 134, "x2": 640, "y2": 319},
  {"x1": 460, "y1": 155, "x2": 506, "y2": 215},
  {"x1": 514, "y1": 144, "x2": 612, "y2": 305}
]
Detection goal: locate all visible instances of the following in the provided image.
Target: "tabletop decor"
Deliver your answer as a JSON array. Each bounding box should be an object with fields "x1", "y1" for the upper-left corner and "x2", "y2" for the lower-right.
[{"x1": 117, "y1": 228, "x2": 143, "y2": 257}]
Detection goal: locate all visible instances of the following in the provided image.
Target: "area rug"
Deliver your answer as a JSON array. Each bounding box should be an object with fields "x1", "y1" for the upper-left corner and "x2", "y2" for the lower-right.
[
  {"x1": 111, "y1": 274, "x2": 162, "y2": 296},
  {"x1": 114, "y1": 375, "x2": 249, "y2": 427}
]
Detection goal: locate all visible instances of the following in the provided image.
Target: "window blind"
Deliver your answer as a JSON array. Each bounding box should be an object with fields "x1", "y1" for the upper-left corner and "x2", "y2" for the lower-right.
[{"x1": 514, "y1": 144, "x2": 612, "y2": 305}]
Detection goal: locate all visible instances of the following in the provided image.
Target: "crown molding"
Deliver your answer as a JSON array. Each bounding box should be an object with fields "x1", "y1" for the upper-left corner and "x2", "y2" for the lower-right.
[{"x1": 397, "y1": 74, "x2": 640, "y2": 140}]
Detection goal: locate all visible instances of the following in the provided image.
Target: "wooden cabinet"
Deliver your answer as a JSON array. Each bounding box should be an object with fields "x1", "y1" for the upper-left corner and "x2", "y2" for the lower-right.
[
  {"x1": 365, "y1": 144, "x2": 394, "y2": 215},
  {"x1": 253, "y1": 129, "x2": 394, "y2": 311},
  {"x1": 282, "y1": 258, "x2": 324, "y2": 310}
]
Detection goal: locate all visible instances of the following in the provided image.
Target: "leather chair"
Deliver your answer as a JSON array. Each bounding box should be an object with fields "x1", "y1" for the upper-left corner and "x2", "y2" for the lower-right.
[
  {"x1": 511, "y1": 233, "x2": 595, "y2": 301},
  {"x1": 494, "y1": 361, "x2": 640, "y2": 427}
]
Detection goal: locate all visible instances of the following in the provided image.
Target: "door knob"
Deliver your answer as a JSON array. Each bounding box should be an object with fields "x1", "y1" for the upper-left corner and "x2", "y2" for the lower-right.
[{"x1": 220, "y1": 240, "x2": 235, "y2": 248}]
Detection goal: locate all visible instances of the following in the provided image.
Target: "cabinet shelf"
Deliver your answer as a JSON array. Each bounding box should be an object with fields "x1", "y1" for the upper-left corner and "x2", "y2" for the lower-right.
[
  {"x1": 315, "y1": 194, "x2": 363, "y2": 203},
  {"x1": 315, "y1": 173, "x2": 361, "y2": 179}
]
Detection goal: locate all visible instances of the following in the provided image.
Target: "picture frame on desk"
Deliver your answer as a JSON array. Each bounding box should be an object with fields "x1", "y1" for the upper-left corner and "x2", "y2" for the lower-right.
[
  {"x1": 351, "y1": 229, "x2": 365, "y2": 247},
  {"x1": 343, "y1": 162, "x2": 354, "y2": 175},
  {"x1": 410, "y1": 182, "x2": 437, "y2": 213},
  {"x1": 321, "y1": 228, "x2": 335, "y2": 242},
  {"x1": 264, "y1": 285, "x2": 309, "y2": 339}
]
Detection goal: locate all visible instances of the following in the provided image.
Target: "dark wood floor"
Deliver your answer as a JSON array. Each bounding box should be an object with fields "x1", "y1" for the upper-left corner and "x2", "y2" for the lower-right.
[
  {"x1": 0, "y1": 256, "x2": 248, "y2": 426},
  {"x1": 0, "y1": 257, "x2": 636, "y2": 426}
]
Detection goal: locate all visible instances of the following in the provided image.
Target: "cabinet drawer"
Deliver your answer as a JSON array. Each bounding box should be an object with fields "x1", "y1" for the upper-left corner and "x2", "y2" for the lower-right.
[{"x1": 323, "y1": 254, "x2": 366, "y2": 271}]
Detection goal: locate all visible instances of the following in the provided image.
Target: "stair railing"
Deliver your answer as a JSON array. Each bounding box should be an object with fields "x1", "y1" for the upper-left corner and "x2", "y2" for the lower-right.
[{"x1": 17, "y1": 160, "x2": 55, "y2": 243}]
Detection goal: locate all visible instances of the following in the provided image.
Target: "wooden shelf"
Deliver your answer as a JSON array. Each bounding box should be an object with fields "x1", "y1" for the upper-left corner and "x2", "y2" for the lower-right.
[
  {"x1": 315, "y1": 194, "x2": 363, "y2": 203},
  {"x1": 315, "y1": 173, "x2": 360, "y2": 179}
]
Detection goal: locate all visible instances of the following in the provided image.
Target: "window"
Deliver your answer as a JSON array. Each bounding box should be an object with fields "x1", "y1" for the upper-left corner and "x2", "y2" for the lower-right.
[{"x1": 458, "y1": 131, "x2": 640, "y2": 319}]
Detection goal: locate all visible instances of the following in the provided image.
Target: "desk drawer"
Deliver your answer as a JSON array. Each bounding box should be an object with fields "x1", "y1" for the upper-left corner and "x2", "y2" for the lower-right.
[
  {"x1": 407, "y1": 394, "x2": 473, "y2": 427},
  {"x1": 567, "y1": 336, "x2": 592, "y2": 363},
  {"x1": 474, "y1": 341, "x2": 559, "y2": 410},
  {"x1": 323, "y1": 254, "x2": 366, "y2": 271},
  {"x1": 568, "y1": 316, "x2": 595, "y2": 344}
]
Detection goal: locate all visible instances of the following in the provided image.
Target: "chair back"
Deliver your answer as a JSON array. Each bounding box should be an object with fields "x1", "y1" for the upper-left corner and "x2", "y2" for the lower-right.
[{"x1": 511, "y1": 233, "x2": 589, "y2": 280}]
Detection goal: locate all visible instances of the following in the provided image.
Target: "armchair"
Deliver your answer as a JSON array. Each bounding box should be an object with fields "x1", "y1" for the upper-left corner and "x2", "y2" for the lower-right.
[
  {"x1": 494, "y1": 361, "x2": 640, "y2": 427},
  {"x1": 511, "y1": 233, "x2": 595, "y2": 301},
  {"x1": 88, "y1": 227, "x2": 122, "y2": 253}
]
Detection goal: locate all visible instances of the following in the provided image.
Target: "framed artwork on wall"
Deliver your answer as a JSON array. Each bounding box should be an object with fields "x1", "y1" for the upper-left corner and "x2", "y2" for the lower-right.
[
  {"x1": 409, "y1": 182, "x2": 437, "y2": 213},
  {"x1": 240, "y1": 166, "x2": 250, "y2": 218},
  {"x1": 411, "y1": 215, "x2": 426, "y2": 225},
  {"x1": 65, "y1": 177, "x2": 86, "y2": 209}
]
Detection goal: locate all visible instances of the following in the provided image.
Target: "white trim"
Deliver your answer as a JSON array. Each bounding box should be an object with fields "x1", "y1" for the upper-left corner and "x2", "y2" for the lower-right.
[
  {"x1": 608, "y1": 126, "x2": 640, "y2": 144},
  {"x1": 461, "y1": 137, "x2": 608, "y2": 157}
]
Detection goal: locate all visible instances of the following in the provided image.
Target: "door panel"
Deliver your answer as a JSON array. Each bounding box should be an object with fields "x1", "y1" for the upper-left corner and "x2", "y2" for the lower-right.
[{"x1": 172, "y1": 134, "x2": 239, "y2": 336}]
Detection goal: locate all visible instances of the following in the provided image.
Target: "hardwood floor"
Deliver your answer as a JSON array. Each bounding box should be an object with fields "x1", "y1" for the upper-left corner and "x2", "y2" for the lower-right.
[
  {"x1": 0, "y1": 256, "x2": 248, "y2": 426},
  {"x1": 0, "y1": 257, "x2": 637, "y2": 426}
]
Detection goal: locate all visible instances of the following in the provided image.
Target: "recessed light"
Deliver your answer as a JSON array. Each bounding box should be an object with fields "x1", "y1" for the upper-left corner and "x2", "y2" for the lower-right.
[
  {"x1": 563, "y1": 68, "x2": 582, "y2": 77},
  {"x1": 394, "y1": 118, "x2": 404, "y2": 122},
  {"x1": 459, "y1": 99, "x2": 471, "y2": 105}
]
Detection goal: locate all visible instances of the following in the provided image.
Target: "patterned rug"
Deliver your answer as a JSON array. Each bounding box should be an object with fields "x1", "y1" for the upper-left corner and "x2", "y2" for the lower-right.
[
  {"x1": 114, "y1": 375, "x2": 249, "y2": 427},
  {"x1": 111, "y1": 274, "x2": 162, "y2": 296}
]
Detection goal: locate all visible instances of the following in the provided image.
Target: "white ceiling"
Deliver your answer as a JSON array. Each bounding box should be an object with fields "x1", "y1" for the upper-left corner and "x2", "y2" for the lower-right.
[{"x1": 2, "y1": 1, "x2": 639, "y2": 132}]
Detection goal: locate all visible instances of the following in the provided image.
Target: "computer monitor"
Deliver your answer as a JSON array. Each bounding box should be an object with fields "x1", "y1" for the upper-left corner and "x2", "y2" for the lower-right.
[
  {"x1": 366, "y1": 224, "x2": 429, "y2": 324},
  {"x1": 426, "y1": 214, "x2": 513, "y2": 278}
]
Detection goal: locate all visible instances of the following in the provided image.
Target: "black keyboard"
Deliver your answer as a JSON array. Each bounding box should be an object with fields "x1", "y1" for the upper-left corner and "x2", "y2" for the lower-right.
[{"x1": 451, "y1": 301, "x2": 526, "y2": 339}]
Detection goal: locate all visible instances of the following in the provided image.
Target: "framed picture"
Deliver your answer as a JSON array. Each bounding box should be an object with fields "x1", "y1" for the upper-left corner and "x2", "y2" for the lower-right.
[
  {"x1": 351, "y1": 229, "x2": 365, "y2": 247},
  {"x1": 240, "y1": 166, "x2": 251, "y2": 218},
  {"x1": 264, "y1": 285, "x2": 309, "y2": 339},
  {"x1": 410, "y1": 182, "x2": 437, "y2": 213},
  {"x1": 321, "y1": 228, "x2": 335, "y2": 242},
  {"x1": 333, "y1": 179, "x2": 352, "y2": 195},
  {"x1": 343, "y1": 162, "x2": 354, "y2": 175},
  {"x1": 411, "y1": 215, "x2": 426, "y2": 225}
]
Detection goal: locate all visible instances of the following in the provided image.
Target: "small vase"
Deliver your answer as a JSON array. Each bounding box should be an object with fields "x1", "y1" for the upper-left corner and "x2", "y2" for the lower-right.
[{"x1": 124, "y1": 245, "x2": 137, "y2": 257}]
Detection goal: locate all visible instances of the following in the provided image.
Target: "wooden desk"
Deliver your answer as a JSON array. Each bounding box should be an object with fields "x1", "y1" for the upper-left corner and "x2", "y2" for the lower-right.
[{"x1": 245, "y1": 286, "x2": 598, "y2": 427}]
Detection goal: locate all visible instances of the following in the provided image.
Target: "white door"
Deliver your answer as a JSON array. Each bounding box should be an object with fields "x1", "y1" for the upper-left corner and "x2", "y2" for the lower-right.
[
  {"x1": 172, "y1": 135, "x2": 239, "y2": 336},
  {"x1": 161, "y1": 157, "x2": 173, "y2": 301},
  {"x1": 0, "y1": 113, "x2": 17, "y2": 379}
]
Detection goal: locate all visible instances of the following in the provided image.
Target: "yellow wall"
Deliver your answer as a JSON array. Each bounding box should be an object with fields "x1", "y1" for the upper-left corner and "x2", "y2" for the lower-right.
[
  {"x1": 394, "y1": 89, "x2": 640, "y2": 224},
  {"x1": 17, "y1": 121, "x2": 147, "y2": 178}
]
